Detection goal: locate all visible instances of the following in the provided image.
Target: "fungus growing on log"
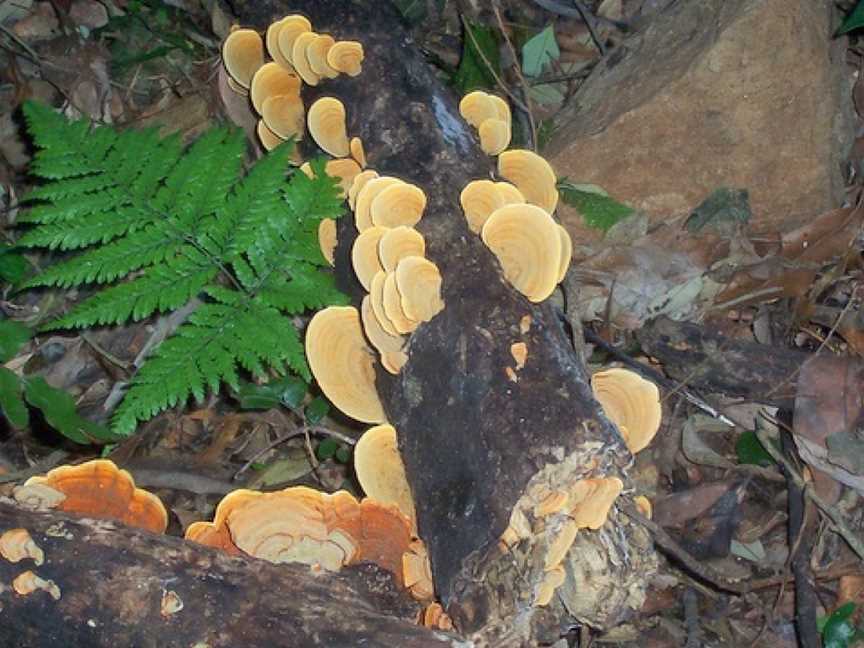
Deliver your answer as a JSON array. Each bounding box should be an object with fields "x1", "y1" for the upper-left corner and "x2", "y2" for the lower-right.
[
  {"x1": 383, "y1": 272, "x2": 419, "y2": 334},
  {"x1": 307, "y1": 34, "x2": 339, "y2": 78},
  {"x1": 370, "y1": 271, "x2": 399, "y2": 337},
  {"x1": 460, "y1": 179, "x2": 503, "y2": 234},
  {"x1": 249, "y1": 62, "x2": 301, "y2": 114},
  {"x1": 497, "y1": 149, "x2": 559, "y2": 214},
  {"x1": 354, "y1": 424, "x2": 417, "y2": 528},
  {"x1": 354, "y1": 176, "x2": 401, "y2": 231},
  {"x1": 459, "y1": 91, "x2": 511, "y2": 155},
  {"x1": 300, "y1": 158, "x2": 361, "y2": 196},
  {"x1": 351, "y1": 226, "x2": 388, "y2": 291},
  {"x1": 360, "y1": 296, "x2": 406, "y2": 375},
  {"x1": 394, "y1": 256, "x2": 444, "y2": 322},
  {"x1": 458, "y1": 91, "x2": 498, "y2": 129},
  {"x1": 305, "y1": 306, "x2": 385, "y2": 423},
  {"x1": 568, "y1": 477, "x2": 624, "y2": 529},
  {"x1": 261, "y1": 94, "x2": 304, "y2": 140},
  {"x1": 481, "y1": 204, "x2": 562, "y2": 302},
  {"x1": 0, "y1": 528, "x2": 44, "y2": 566},
  {"x1": 12, "y1": 570, "x2": 61, "y2": 600},
  {"x1": 370, "y1": 182, "x2": 427, "y2": 228},
  {"x1": 256, "y1": 120, "x2": 285, "y2": 151},
  {"x1": 478, "y1": 118, "x2": 511, "y2": 156},
  {"x1": 378, "y1": 226, "x2": 426, "y2": 272},
  {"x1": 591, "y1": 368, "x2": 662, "y2": 454},
  {"x1": 15, "y1": 459, "x2": 168, "y2": 534},
  {"x1": 265, "y1": 17, "x2": 295, "y2": 70},
  {"x1": 318, "y1": 218, "x2": 337, "y2": 266},
  {"x1": 350, "y1": 137, "x2": 366, "y2": 168},
  {"x1": 556, "y1": 224, "x2": 573, "y2": 283},
  {"x1": 222, "y1": 28, "x2": 264, "y2": 90},
  {"x1": 634, "y1": 495, "x2": 653, "y2": 519},
  {"x1": 348, "y1": 169, "x2": 379, "y2": 211},
  {"x1": 495, "y1": 181, "x2": 525, "y2": 205},
  {"x1": 291, "y1": 31, "x2": 321, "y2": 86},
  {"x1": 327, "y1": 40, "x2": 364, "y2": 76},
  {"x1": 276, "y1": 15, "x2": 312, "y2": 68},
  {"x1": 308, "y1": 97, "x2": 350, "y2": 157}
]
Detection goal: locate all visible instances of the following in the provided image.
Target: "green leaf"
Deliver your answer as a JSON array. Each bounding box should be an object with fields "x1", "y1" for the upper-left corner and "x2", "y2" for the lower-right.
[
  {"x1": 0, "y1": 367, "x2": 28, "y2": 428},
  {"x1": 0, "y1": 320, "x2": 32, "y2": 362},
  {"x1": 23, "y1": 377, "x2": 121, "y2": 444},
  {"x1": 452, "y1": 21, "x2": 500, "y2": 94},
  {"x1": 558, "y1": 180, "x2": 634, "y2": 231},
  {"x1": 821, "y1": 602, "x2": 858, "y2": 648},
  {"x1": 235, "y1": 375, "x2": 308, "y2": 410},
  {"x1": 838, "y1": 1, "x2": 864, "y2": 34},
  {"x1": 335, "y1": 445, "x2": 351, "y2": 464},
  {"x1": 316, "y1": 437, "x2": 339, "y2": 461},
  {"x1": 304, "y1": 396, "x2": 329, "y2": 425},
  {"x1": 735, "y1": 430, "x2": 775, "y2": 467},
  {"x1": 522, "y1": 25, "x2": 560, "y2": 77},
  {"x1": 0, "y1": 245, "x2": 29, "y2": 284}
]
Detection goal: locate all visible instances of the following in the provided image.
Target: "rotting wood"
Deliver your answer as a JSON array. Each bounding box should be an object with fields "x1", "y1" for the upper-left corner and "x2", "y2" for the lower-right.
[
  {"x1": 636, "y1": 316, "x2": 805, "y2": 409},
  {"x1": 232, "y1": 2, "x2": 657, "y2": 643},
  {"x1": 0, "y1": 502, "x2": 459, "y2": 648}
]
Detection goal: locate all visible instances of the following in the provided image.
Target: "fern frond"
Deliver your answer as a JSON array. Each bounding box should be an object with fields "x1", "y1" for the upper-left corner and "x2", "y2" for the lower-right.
[{"x1": 111, "y1": 294, "x2": 307, "y2": 435}]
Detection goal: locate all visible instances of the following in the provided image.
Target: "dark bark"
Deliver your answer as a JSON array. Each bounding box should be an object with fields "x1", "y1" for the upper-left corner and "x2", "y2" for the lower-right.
[
  {"x1": 636, "y1": 316, "x2": 805, "y2": 408},
  {"x1": 229, "y1": 2, "x2": 657, "y2": 643},
  {"x1": 0, "y1": 502, "x2": 459, "y2": 648}
]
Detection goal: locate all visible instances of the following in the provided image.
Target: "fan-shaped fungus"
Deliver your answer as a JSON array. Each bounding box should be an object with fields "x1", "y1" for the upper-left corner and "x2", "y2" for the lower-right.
[
  {"x1": 354, "y1": 424, "x2": 417, "y2": 527},
  {"x1": 534, "y1": 566, "x2": 566, "y2": 607},
  {"x1": 13, "y1": 571, "x2": 61, "y2": 600},
  {"x1": 318, "y1": 218, "x2": 337, "y2": 266},
  {"x1": 556, "y1": 224, "x2": 573, "y2": 283},
  {"x1": 569, "y1": 477, "x2": 624, "y2": 529},
  {"x1": 495, "y1": 181, "x2": 525, "y2": 205},
  {"x1": 378, "y1": 226, "x2": 425, "y2": 272},
  {"x1": 352, "y1": 226, "x2": 388, "y2": 291},
  {"x1": 479, "y1": 118, "x2": 511, "y2": 156},
  {"x1": 348, "y1": 170, "x2": 379, "y2": 211},
  {"x1": 360, "y1": 296, "x2": 406, "y2": 374},
  {"x1": 460, "y1": 179, "x2": 505, "y2": 234},
  {"x1": 0, "y1": 529, "x2": 44, "y2": 565},
  {"x1": 261, "y1": 95, "x2": 305, "y2": 140},
  {"x1": 634, "y1": 495, "x2": 653, "y2": 519},
  {"x1": 222, "y1": 28, "x2": 264, "y2": 90},
  {"x1": 459, "y1": 91, "x2": 498, "y2": 129},
  {"x1": 276, "y1": 15, "x2": 312, "y2": 67},
  {"x1": 354, "y1": 176, "x2": 402, "y2": 231},
  {"x1": 327, "y1": 41, "x2": 364, "y2": 76},
  {"x1": 488, "y1": 94, "x2": 511, "y2": 123},
  {"x1": 381, "y1": 351, "x2": 409, "y2": 375},
  {"x1": 544, "y1": 519, "x2": 579, "y2": 571},
  {"x1": 498, "y1": 149, "x2": 559, "y2": 214},
  {"x1": 308, "y1": 97, "x2": 350, "y2": 157},
  {"x1": 306, "y1": 306, "x2": 385, "y2": 423},
  {"x1": 510, "y1": 342, "x2": 528, "y2": 370},
  {"x1": 17, "y1": 459, "x2": 168, "y2": 534},
  {"x1": 249, "y1": 62, "x2": 301, "y2": 115},
  {"x1": 370, "y1": 271, "x2": 400, "y2": 337},
  {"x1": 307, "y1": 34, "x2": 339, "y2": 78},
  {"x1": 383, "y1": 272, "x2": 419, "y2": 334},
  {"x1": 256, "y1": 119, "x2": 285, "y2": 151},
  {"x1": 481, "y1": 204, "x2": 562, "y2": 302},
  {"x1": 394, "y1": 256, "x2": 444, "y2": 323},
  {"x1": 265, "y1": 18, "x2": 295, "y2": 71},
  {"x1": 591, "y1": 368, "x2": 661, "y2": 454},
  {"x1": 370, "y1": 182, "x2": 427, "y2": 228},
  {"x1": 350, "y1": 137, "x2": 366, "y2": 168},
  {"x1": 291, "y1": 31, "x2": 321, "y2": 86}
]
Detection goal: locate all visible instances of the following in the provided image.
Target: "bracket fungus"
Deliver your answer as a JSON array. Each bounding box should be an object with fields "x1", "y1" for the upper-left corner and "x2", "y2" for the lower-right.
[
  {"x1": 354, "y1": 176, "x2": 401, "y2": 231},
  {"x1": 0, "y1": 529, "x2": 44, "y2": 566},
  {"x1": 291, "y1": 31, "x2": 321, "y2": 86},
  {"x1": 568, "y1": 477, "x2": 624, "y2": 530},
  {"x1": 481, "y1": 204, "x2": 562, "y2": 303},
  {"x1": 249, "y1": 62, "x2": 301, "y2": 115},
  {"x1": 307, "y1": 34, "x2": 340, "y2": 78},
  {"x1": 459, "y1": 90, "x2": 512, "y2": 155},
  {"x1": 591, "y1": 368, "x2": 662, "y2": 454},
  {"x1": 15, "y1": 459, "x2": 168, "y2": 534},
  {"x1": 12, "y1": 571, "x2": 61, "y2": 600},
  {"x1": 222, "y1": 28, "x2": 264, "y2": 90},
  {"x1": 360, "y1": 296, "x2": 407, "y2": 375},
  {"x1": 256, "y1": 120, "x2": 285, "y2": 151},
  {"x1": 370, "y1": 182, "x2": 427, "y2": 228},
  {"x1": 300, "y1": 158, "x2": 361, "y2": 197},
  {"x1": 351, "y1": 226, "x2": 388, "y2": 291},
  {"x1": 265, "y1": 17, "x2": 295, "y2": 70},
  {"x1": 383, "y1": 272, "x2": 419, "y2": 335},
  {"x1": 478, "y1": 119, "x2": 511, "y2": 156},
  {"x1": 495, "y1": 181, "x2": 525, "y2": 205},
  {"x1": 378, "y1": 226, "x2": 426, "y2": 272},
  {"x1": 354, "y1": 424, "x2": 417, "y2": 528},
  {"x1": 261, "y1": 95, "x2": 305, "y2": 140},
  {"x1": 498, "y1": 150, "x2": 559, "y2": 214},
  {"x1": 306, "y1": 306, "x2": 385, "y2": 423},
  {"x1": 556, "y1": 224, "x2": 573, "y2": 284},
  {"x1": 370, "y1": 271, "x2": 400, "y2": 337},
  {"x1": 350, "y1": 137, "x2": 366, "y2": 168},
  {"x1": 394, "y1": 256, "x2": 444, "y2": 323},
  {"x1": 326, "y1": 40, "x2": 364, "y2": 77},
  {"x1": 318, "y1": 218, "x2": 337, "y2": 266},
  {"x1": 276, "y1": 15, "x2": 313, "y2": 68},
  {"x1": 308, "y1": 96, "x2": 350, "y2": 157},
  {"x1": 348, "y1": 169, "x2": 379, "y2": 211},
  {"x1": 460, "y1": 179, "x2": 526, "y2": 234},
  {"x1": 459, "y1": 91, "x2": 499, "y2": 129}
]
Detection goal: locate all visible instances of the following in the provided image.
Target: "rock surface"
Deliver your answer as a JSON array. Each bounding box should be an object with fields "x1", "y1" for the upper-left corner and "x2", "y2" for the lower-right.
[{"x1": 548, "y1": 0, "x2": 853, "y2": 236}]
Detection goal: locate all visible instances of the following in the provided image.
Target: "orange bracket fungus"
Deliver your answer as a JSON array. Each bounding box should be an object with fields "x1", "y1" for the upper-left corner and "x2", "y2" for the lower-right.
[
  {"x1": 327, "y1": 40, "x2": 364, "y2": 76},
  {"x1": 250, "y1": 62, "x2": 301, "y2": 114},
  {"x1": 318, "y1": 218, "x2": 337, "y2": 266},
  {"x1": 369, "y1": 271, "x2": 400, "y2": 337},
  {"x1": 256, "y1": 120, "x2": 285, "y2": 151},
  {"x1": 354, "y1": 424, "x2": 417, "y2": 528},
  {"x1": 497, "y1": 149, "x2": 559, "y2": 214},
  {"x1": 222, "y1": 28, "x2": 264, "y2": 90},
  {"x1": 459, "y1": 91, "x2": 512, "y2": 155},
  {"x1": 394, "y1": 256, "x2": 444, "y2": 323},
  {"x1": 378, "y1": 226, "x2": 426, "y2": 273},
  {"x1": 350, "y1": 137, "x2": 366, "y2": 168},
  {"x1": 261, "y1": 95, "x2": 305, "y2": 140},
  {"x1": 351, "y1": 226, "x2": 388, "y2": 291},
  {"x1": 276, "y1": 14, "x2": 312, "y2": 68},
  {"x1": 307, "y1": 96, "x2": 351, "y2": 157},
  {"x1": 481, "y1": 204, "x2": 562, "y2": 303},
  {"x1": 292, "y1": 31, "x2": 321, "y2": 86},
  {"x1": 354, "y1": 176, "x2": 401, "y2": 231},
  {"x1": 0, "y1": 528, "x2": 44, "y2": 566},
  {"x1": 591, "y1": 368, "x2": 662, "y2": 454},
  {"x1": 265, "y1": 17, "x2": 295, "y2": 70},
  {"x1": 383, "y1": 272, "x2": 419, "y2": 335},
  {"x1": 307, "y1": 34, "x2": 340, "y2": 78},
  {"x1": 370, "y1": 182, "x2": 427, "y2": 228},
  {"x1": 347, "y1": 169, "x2": 379, "y2": 211},
  {"x1": 14, "y1": 459, "x2": 168, "y2": 534},
  {"x1": 306, "y1": 306, "x2": 385, "y2": 423},
  {"x1": 12, "y1": 570, "x2": 61, "y2": 600},
  {"x1": 360, "y1": 296, "x2": 407, "y2": 375}
]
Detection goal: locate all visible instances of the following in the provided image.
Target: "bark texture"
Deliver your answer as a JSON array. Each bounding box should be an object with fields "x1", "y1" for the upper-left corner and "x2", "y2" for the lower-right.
[
  {"x1": 0, "y1": 502, "x2": 460, "y2": 648},
  {"x1": 243, "y1": 1, "x2": 656, "y2": 643}
]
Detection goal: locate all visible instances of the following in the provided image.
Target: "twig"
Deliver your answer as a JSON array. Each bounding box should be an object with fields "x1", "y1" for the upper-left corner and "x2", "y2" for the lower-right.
[
  {"x1": 491, "y1": 5, "x2": 537, "y2": 149},
  {"x1": 754, "y1": 426, "x2": 864, "y2": 562},
  {"x1": 234, "y1": 425, "x2": 356, "y2": 479},
  {"x1": 530, "y1": 0, "x2": 631, "y2": 31},
  {"x1": 0, "y1": 450, "x2": 70, "y2": 484}
]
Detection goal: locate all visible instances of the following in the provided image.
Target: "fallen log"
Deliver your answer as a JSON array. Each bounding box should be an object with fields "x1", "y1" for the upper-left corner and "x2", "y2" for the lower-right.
[
  {"x1": 0, "y1": 501, "x2": 459, "y2": 648},
  {"x1": 636, "y1": 316, "x2": 805, "y2": 409},
  {"x1": 226, "y1": 2, "x2": 657, "y2": 643}
]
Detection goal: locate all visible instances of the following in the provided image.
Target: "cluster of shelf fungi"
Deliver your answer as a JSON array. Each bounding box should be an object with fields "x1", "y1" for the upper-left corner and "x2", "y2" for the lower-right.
[{"x1": 0, "y1": 2, "x2": 671, "y2": 645}]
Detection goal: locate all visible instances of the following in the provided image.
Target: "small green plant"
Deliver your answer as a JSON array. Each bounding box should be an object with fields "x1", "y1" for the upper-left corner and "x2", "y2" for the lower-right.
[
  {"x1": 839, "y1": 1, "x2": 864, "y2": 35},
  {"x1": 12, "y1": 101, "x2": 346, "y2": 435},
  {"x1": 558, "y1": 179, "x2": 634, "y2": 232}
]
